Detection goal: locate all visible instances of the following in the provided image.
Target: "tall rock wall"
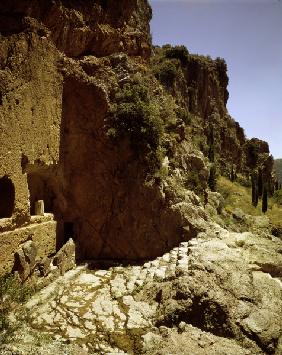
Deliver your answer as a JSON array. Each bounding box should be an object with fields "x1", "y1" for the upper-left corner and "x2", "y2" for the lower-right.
[
  {"x1": 0, "y1": 0, "x2": 152, "y2": 58},
  {"x1": 1, "y1": 0, "x2": 197, "y2": 269},
  {"x1": 0, "y1": 0, "x2": 274, "y2": 272}
]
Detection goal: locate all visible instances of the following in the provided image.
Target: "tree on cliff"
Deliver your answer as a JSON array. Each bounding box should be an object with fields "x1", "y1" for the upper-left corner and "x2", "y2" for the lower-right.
[
  {"x1": 262, "y1": 184, "x2": 268, "y2": 213},
  {"x1": 208, "y1": 164, "x2": 217, "y2": 192},
  {"x1": 274, "y1": 159, "x2": 282, "y2": 184},
  {"x1": 251, "y1": 172, "x2": 258, "y2": 207}
]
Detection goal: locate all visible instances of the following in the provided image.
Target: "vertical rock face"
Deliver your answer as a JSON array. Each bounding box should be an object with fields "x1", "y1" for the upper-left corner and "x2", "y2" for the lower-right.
[
  {"x1": 0, "y1": 0, "x2": 152, "y2": 58},
  {"x1": 152, "y1": 48, "x2": 246, "y2": 174},
  {"x1": 0, "y1": 28, "x2": 62, "y2": 223},
  {"x1": 1, "y1": 0, "x2": 190, "y2": 265},
  {"x1": 59, "y1": 65, "x2": 208, "y2": 260},
  {"x1": 0, "y1": 0, "x2": 275, "y2": 268}
]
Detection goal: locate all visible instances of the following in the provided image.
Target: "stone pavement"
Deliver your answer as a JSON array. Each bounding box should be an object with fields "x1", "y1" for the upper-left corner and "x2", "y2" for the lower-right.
[
  {"x1": 14, "y1": 226, "x2": 282, "y2": 355},
  {"x1": 24, "y1": 240, "x2": 192, "y2": 354}
]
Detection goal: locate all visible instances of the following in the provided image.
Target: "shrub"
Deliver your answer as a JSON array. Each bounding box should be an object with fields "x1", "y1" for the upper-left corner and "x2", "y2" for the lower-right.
[
  {"x1": 208, "y1": 164, "x2": 217, "y2": 191},
  {"x1": 184, "y1": 170, "x2": 205, "y2": 195},
  {"x1": 175, "y1": 107, "x2": 191, "y2": 125},
  {"x1": 236, "y1": 174, "x2": 252, "y2": 188},
  {"x1": 154, "y1": 60, "x2": 178, "y2": 87},
  {"x1": 165, "y1": 45, "x2": 189, "y2": 65},
  {"x1": 273, "y1": 189, "x2": 282, "y2": 206},
  {"x1": 109, "y1": 77, "x2": 164, "y2": 172}
]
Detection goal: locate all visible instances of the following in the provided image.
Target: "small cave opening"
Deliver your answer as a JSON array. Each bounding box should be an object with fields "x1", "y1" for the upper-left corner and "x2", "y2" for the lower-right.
[
  {"x1": 27, "y1": 172, "x2": 55, "y2": 216},
  {"x1": 0, "y1": 176, "x2": 15, "y2": 218},
  {"x1": 56, "y1": 221, "x2": 78, "y2": 252},
  {"x1": 63, "y1": 222, "x2": 74, "y2": 243}
]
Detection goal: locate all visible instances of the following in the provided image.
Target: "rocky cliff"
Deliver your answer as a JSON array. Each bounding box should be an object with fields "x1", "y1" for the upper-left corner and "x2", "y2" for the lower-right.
[
  {"x1": 0, "y1": 1, "x2": 281, "y2": 354},
  {"x1": 0, "y1": 0, "x2": 210, "y2": 265},
  {"x1": 0, "y1": 0, "x2": 275, "y2": 266}
]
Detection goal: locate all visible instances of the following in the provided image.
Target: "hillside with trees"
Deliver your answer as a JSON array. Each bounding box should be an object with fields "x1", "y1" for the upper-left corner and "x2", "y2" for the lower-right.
[{"x1": 274, "y1": 159, "x2": 282, "y2": 183}]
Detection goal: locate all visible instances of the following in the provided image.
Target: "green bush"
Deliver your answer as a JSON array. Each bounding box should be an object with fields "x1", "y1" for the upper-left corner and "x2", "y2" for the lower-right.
[
  {"x1": 154, "y1": 60, "x2": 178, "y2": 87},
  {"x1": 176, "y1": 107, "x2": 191, "y2": 125},
  {"x1": 165, "y1": 45, "x2": 189, "y2": 65},
  {"x1": 184, "y1": 170, "x2": 205, "y2": 195},
  {"x1": 236, "y1": 174, "x2": 252, "y2": 188},
  {"x1": 109, "y1": 77, "x2": 164, "y2": 172},
  {"x1": 273, "y1": 189, "x2": 282, "y2": 205}
]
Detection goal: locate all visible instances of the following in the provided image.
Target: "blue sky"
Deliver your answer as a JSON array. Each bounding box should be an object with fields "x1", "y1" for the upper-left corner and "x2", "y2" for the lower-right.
[{"x1": 149, "y1": 0, "x2": 282, "y2": 158}]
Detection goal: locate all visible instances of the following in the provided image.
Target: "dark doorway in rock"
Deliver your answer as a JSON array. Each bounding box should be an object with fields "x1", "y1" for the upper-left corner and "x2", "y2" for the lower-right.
[
  {"x1": 63, "y1": 222, "x2": 74, "y2": 243},
  {"x1": 0, "y1": 176, "x2": 15, "y2": 218},
  {"x1": 27, "y1": 173, "x2": 55, "y2": 215}
]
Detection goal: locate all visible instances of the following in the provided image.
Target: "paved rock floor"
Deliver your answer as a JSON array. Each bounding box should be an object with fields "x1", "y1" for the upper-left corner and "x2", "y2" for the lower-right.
[
  {"x1": 3, "y1": 226, "x2": 281, "y2": 355},
  {"x1": 23, "y1": 240, "x2": 193, "y2": 354}
]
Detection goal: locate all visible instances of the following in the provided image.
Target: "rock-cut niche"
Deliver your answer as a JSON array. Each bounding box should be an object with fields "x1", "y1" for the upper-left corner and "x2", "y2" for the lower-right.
[
  {"x1": 0, "y1": 176, "x2": 15, "y2": 218},
  {"x1": 27, "y1": 172, "x2": 55, "y2": 215}
]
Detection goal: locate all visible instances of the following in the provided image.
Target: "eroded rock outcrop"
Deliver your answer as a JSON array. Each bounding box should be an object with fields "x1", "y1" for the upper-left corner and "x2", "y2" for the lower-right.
[{"x1": 0, "y1": 0, "x2": 152, "y2": 58}]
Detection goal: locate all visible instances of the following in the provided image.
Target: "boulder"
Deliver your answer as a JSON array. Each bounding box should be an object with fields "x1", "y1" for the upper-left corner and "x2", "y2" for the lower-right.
[
  {"x1": 53, "y1": 238, "x2": 76, "y2": 275},
  {"x1": 13, "y1": 240, "x2": 37, "y2": 280}
]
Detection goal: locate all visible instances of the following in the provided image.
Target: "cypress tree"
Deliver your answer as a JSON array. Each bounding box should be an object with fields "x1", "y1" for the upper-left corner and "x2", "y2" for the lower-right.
[
  {"x1": 208, "y1": 164, "x2": 217, "y2": 192},
  {"x1": 208, "y1": 143, "x2": 215, "y2": 163},
  {"x1": 251, "y1": 172, "x2": 258, "y2": 207},
  {"x1": 262, "y1": 184, "x2": 268, "y2": 213},
  {"x1": 208, "y1": 126, "x2": 215, "y2": 163},
  {"x1": 268, "y1": 180, "x2": 274, "y2": 197},
  {"x1": 258, "y1": 168, "x2": 263, "y2": 197},
  {"x1": 255, "y1": 186, "x2": 259, "y2": 207},
  {"x1": 230, "y1": 165, "x2": 235, "y2": 182}
]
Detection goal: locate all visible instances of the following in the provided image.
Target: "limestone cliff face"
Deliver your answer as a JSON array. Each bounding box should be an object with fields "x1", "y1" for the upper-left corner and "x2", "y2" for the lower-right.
[
  {"x1": 58, "y1": 56, "x2": 209, "y2": 260},
  {"x1": 0, "y1": 0, "x2": 152, "y2": 58},
  {"x1": 0, "y1": 27, "x2": 62, "y2": 272},
  {"x1": 0, "y1": 31, "x2": 62, "y2": 218},
  {"x1": 0, "y1": 0, "x2": 275, "y2": 269},
  {"x1": 0, "y1": 0, "x2": 208, "y2": 266},
  {"x1": 152, "y1": 47, "x2": 247, "y2": 175}
]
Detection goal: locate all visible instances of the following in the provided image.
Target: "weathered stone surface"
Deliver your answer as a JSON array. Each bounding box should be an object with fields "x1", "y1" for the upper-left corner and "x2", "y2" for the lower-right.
[
  {"x1": 13, "y1": 240, "x2": 37, "y2": 279},
  {"x1": 37, "y1": 256, "x2": 51, "y2": 277},
  {"x1": 0, "y1": 219, "x2": 56, "y2": 275},
  {"x1": 0, "y1": 0, "x2": 152, "y2": 58},
  {"x1": 0, "y1": 224, "x2": 281, "y2": 354},
  {"x1": 34, "y1": 200, "x2": 44, "y2": 216},
  {"x1": 53, "y1": 238, "x2": 76, "y2": 275},
  {"x1": 152, "y1": 230, "x2": 282, "y2": 354},
  {"x1": 206, "y1": 191, "x2": 224, "y2": 215}
]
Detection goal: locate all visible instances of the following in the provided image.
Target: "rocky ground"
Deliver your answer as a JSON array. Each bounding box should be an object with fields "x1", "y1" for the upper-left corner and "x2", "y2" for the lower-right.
[{"x1": 1, "y1": 220, "x2": 281, "y2": 355}]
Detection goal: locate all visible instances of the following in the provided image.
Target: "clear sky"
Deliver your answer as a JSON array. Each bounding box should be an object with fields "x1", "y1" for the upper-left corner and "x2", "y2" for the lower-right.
[{"x1": 149, "y1": 0, "x2": 282, "y2": 158}]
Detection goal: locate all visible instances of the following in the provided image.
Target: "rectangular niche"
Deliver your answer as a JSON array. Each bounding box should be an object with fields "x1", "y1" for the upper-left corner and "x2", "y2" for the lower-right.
[{"x1": 27, "y1": 171, "x2": 55, "y2": 216}]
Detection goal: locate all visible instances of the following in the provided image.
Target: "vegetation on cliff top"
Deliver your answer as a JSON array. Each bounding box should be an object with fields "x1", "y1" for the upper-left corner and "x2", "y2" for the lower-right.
[{"x1": 274, "y1": 159, "x2": 282, "y2": 183}]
